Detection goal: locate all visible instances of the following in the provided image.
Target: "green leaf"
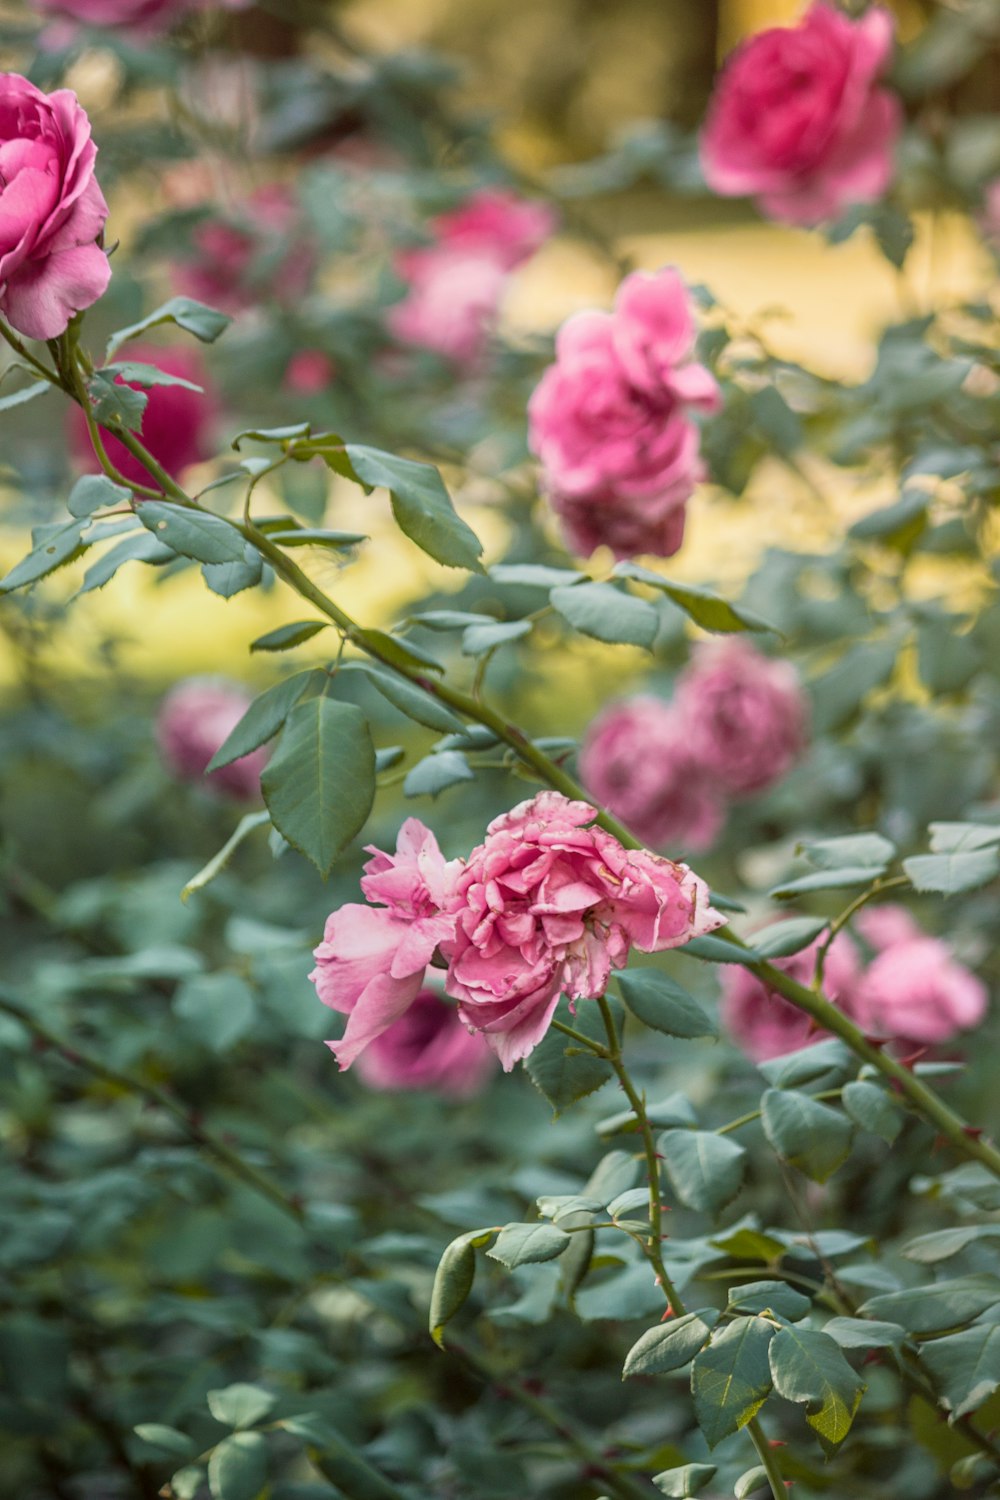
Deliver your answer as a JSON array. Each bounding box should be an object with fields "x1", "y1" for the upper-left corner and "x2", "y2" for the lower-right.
[
  {"x1": 903, "y1": 849, "x2": 1000, "y2": 896},
  {"x1": 524, "y1": 995, "x2": 616, "y2": 1114},
  {"x1": 202, "y1": 545, "x2": 263, "y2": 598},
  {"x1": 616, "y1": 970, "x2": 717, "y2": 1040},
  {"x1": 809, "y1": 641, "x2": 897, "y2": 734},
  {"x1": 105, "y1": 360, "x2": 203, "y2": 392},
  {"x1": 207, "y1": 1430, "x2": 267, "y2": 1500},
  {"x1": 170, "y1": 1467, "x2": 204, "y2": 1500},
  {"x1": 461, "y1": 619, "x2": 533, "y2": 655},
  {"x1": 266, "y1": 527, "x2": 367, "y2": 550},
  {"x1": 406, "y1": 610, "x2": 498, "y2": 630},
  {"x1": 0, "y1": 378, "x2": 50, "y2": 413},
  {"x1": 77, "y1": 530, "x2": 173, "y2": 594},
  {"x1": 928, "y1": 822, "x2": 1000, "y2": 853},
  {"x1": 623, "y1": 1310, "x2": 719, "y2": 1378},
  {"x1": 261, "y1": 698, "x2": 375, "y2": 876},
  {"x1": 207, "y1": 1384, "x2": 278, "y2": 1430},
  {"x1": 841, "y1": 1080, "x2": 902, "y2": 1143},
  {"x1": 364, "y1": 628, "x2": 444, "y2": 673},
  {"x1": 134, "y1": 1424, "x2": 196, "y2": 1458},
  {"x1": 750, "y1": 917, "x2": 828, "y2": 958},
  {"x1": 0, "y1": 519, "x2": 88, "y2": 593},
  {"x1": 429, "y1": 1229, "x2": 495, "y2": 1348},
  {"x1": 250, "y1": 620, "x2": 329, "y2": 653},
  {"x1": 68, "y1": 474, "x2": 132, "y2": 517},
  {"x1": 919, "y1": 1323, "x2": 1000, "y2": 1417},
  {"x1": 344, "y1": 444, "x2": 484, "y2": 573},
  {"x1": 138, "y1": 503, "x2": 247, "y2": 565},
  {"x1": 769, "y1": 867, "x2": 887, "y2": 899},
  {"x1": 710, "y1": 1228, "x2": 787, "y2": 1264},
  {"x1": 181, "y1": 811, "x2": 272, "y2": 902},
  {"x1": 902, "y1": 1225, "x2": 1000, "y2": 1264},
  {"x1": 850, "y1": 490, "x2": 928, "y2": 545},
  {"x1": 403, "y1": 750, "x2": 474, "y2": 798},
  {"x1": 734, "y1": 1467, "x2": 769, "y2": 1500},
  {"x1": 487, "y1": 1223, "x2": 571, "y2": 1270},
  {"x1": 352, "y1": 662, "x2": 465, "y2": 733},
  {"x1": 761, "y1": 1090, "x2": 854, "y2": 1182},
  {"x1": 728, "y1": 1280, "x2": 810, "y2": 1322},
  {"x1": 799, "y1": 833, "x2": 897, "y2": 871},
  {"x1": 107, "y1": 295, "x2": 231, "y2": 356},
  {"x1": 682, "y1": 934, "x2": 760, "y2": 964},
  {"x1": 690, "y1": 1316, "x2": 776, "y2": 1448},
  {"x1": 613, "y1": 562, "x2": 777, "y2": 634},
  {"x1": 174, "y1": 974, "x2": 257, "y2": 1053},
  {"x1": 550, "y1": 581, "x2": 659, "y2": 649},
  {"x1": 87, "y1": 370, "x2": 148, "y2": 431},
  {"x1": 279, "y1": 1414, "x2": 408, "y2": 1500},
  {"x1": 749, "y1": 386, "x2": 803, "y2": 455},
  {"x1": 652, "y1": 1464, "x2": 718, "y2": 1497},
  {"x1": 821, "y1": 1317, "x2": 907, "y2": 1352},
  {"x1": 768, "y1": 1325, "x2": 866, "y2": 1454},
  {"x1": 659, "y1": 1129, "x2": 746, "y2": 1214},
  {"x1": 858, "y1": 1276, "x2": 1000, "y2": 1334},
  {"x1": 488, "y1": 563, "x2": 584, "y2": 588},
  {"x1": 758, "y1": 1039, "x2": 853, "y2": 1089},
  {"x1": 207, "y1": 672, "x2": 320, "y2": 772}
]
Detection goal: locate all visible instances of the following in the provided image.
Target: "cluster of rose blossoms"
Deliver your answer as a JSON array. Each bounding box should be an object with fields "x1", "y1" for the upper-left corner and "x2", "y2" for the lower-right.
[
  {"x1": 310, "y1": 792, "x2": 723, "y2": 1073},
  {"x1": 581, "y1": 638, "x2": 807, "y2": 852},
  {"x1": 723, "y1": 905, "x2": 987, "y2": 1062}
]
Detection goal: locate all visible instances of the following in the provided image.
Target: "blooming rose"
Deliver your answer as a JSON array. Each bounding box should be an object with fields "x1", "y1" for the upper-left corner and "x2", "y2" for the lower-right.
[
  {"x1": 355, "y1": 988, "x2": 495, "y2": 1098},
  {"x1": 675, "y1": 638, "x2": 807, "y2": 797},
  {"x1": 527, "y1": 266, "x2": 719, "y2": 560},
  {"x1": 700, "y1": 2, "x2": 901, "y2": 226},
  {"x1": 852, "y1": 902, "x2": 921, "y2": 953},
  {"x1": 852, "y1": 936, "x2": 988, "y2": 1046},
  {"x1": 69, "y1": 344, "x2": 215, "y2": 487},
  {"x1": 442, "y1": 792, "x2": 722, "y2": 1070},
  {"x1": 312, "y1": 821, "x2": 463, "y2": 1070},
  {"x1": 173, "y1": 185, "x2": 315, "y2": 315},
  {"x1": 156, "y1": 677, "x2": 267, "y2": 800},
  {"x1": 721, "y1": 931, "x2": 862, "y2": 1061},
  {"x1": 34, "y1": 0, "x2": 249, "y2": 29},
  {"x1": 0, "y1": 73, "x2": 110, "y2": 340},
  {"x1": 579, "y1": 696, "x2": 723, "y2": 851},
  {"x1": 431, "y1": 189, "x2": 556, "y2": 269}
]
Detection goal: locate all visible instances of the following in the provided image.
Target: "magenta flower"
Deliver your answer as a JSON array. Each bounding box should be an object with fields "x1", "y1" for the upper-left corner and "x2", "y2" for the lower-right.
[
  {"x1": 355, "y1": 988, "x2": 495, "y2": 1098},
  {"x1": 156, "y1": 678, "x2": 267, "y2": 800},
  {"x1": 700, "y1": 2, "x2": 901, "y2": 226},
  {"x1": 527, "y1": 266, "x2": 719, "y2": 561},
  {"x1": 173, "y1": 185, "x2": 315, "y2": 315},
  {"x1": 70, "y1": 344, "x2": 215, "y2": 487}
]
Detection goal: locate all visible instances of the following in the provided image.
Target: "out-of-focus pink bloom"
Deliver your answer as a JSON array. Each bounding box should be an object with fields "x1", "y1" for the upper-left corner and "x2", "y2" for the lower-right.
[
  {"x1": 978, "y1": 179, "x2": 1000, "y2": 250},
  {"x1": 33, "y1": 0, "x2": 248, "y2": 29},
  {"x1": 355, "y1": 988, "x2": 495, "y2": 1097},
  {"x1": 442, "y1": 792, "x2": 722, "y2": 1070},
  {"x1": 284, "y1": 349, "x2": 335, "y2": 395},
  {"x1": 853, "y1": 936, "x2": 987, "y2": 1045},
  {"x1": 156, "y1": 677, "x2": 266, "y2": 800},
  {"x1": 0, "y1": 73, "x2": 110, "y2": 340},
  {"x1": 721, "y1": 931, "x2": 862, "y2": 1061},
  {"x1": 579, "y1": 696, "x2": 723, "y2": 851},
  {"x1": 432, "y1": 188, "x2": 556, "y2": 269},
  {"x1": 174, "y1": 185, "x2": 313, "y2": 315},
  {"x1": 700, "y1": 2, "x2": 901, "y2": 226},
  {"x1": 528, "y1": 266, "x2": 719, "y2": 561},
  {"x1": 675, "y1": 638, "x2": 807, "y2": 797},
  {"x1": 852, "y1": 903, "x2": 921, "y2": 952},
  {"x1": 312, "y1": 821, "x2": 463, "y2": 1071},
  {"x1": 69, "y1": 344, "x2": 215, "y2": 487}
]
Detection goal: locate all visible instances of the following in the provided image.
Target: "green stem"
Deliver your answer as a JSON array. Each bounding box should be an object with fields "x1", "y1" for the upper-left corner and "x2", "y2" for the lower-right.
[
  {"x1": 813, "y1": 874, "x2": 910, "y2": 989},
  {"x1": 550, "y1": 1017, "x2": 609, "y2": 1055},
  {"x1": 746, "y1": 1416, "x2": 785, "y2": 1500}
]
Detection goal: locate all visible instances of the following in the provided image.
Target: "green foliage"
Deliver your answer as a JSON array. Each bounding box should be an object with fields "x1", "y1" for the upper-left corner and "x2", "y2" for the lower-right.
[
  {"x1": 767, "y1": 1325, "x2": 865, "y2": 1454},
  {"x1": 261, "y1": 698, "x2": 376, "y2": 875},
  {"x1": 659, "y1": 1129, "x2": 746, "y2": 1213},
  {"x1": 550, "y1": 581, "x2": 660, "y2": 648},
  {"x1": 344, "y1": 445, "x2": 485, "y2": 573},
  {"x1": 615, "y1": 969, "x2": 717, "y2": 1039},
  {"x1": 690, "y1": 1317, "x2": 776, "y2": 1448},
  {"x1": 761, "y1": 1090, "x2": 854, "y2": 1182},
  {"x1": 524, "y1": 996, "x2": 618, "y2": 1113}
]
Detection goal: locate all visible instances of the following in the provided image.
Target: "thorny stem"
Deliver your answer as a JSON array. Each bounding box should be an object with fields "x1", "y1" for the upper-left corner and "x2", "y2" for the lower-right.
[
  {"x1": 813, "y1": 874, "x2": 911, "y2": 989},
  {"x1": 746, "y1": 1416, "x2": 786, "y2": 1500}
]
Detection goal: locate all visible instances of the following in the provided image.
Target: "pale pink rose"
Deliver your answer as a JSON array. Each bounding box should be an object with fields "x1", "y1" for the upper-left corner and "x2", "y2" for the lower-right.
[
  {"x1": 311, "y1": 821, "x2": 463, "y2": 1071},
  {"x1": 156, "y1": 677, "x2": 266, "y2": 800},
  {"x1": 433, "y1": 188, "x2": 556, "y2": 270},
  {"x1": 0, "y1": 74, "x2": 110, "y2": 340},
  {"x1": 442, "y1": 791, "x2": 723, "y2": 1070},
  {"x1": 284, "y1": 350, "x2": 335, "y2": 395},
  {"x1": 579, "y1": 696, "x2": 723, "y2": 851},
  {"x1": 173, "y1": 185, "x2": 315, "y2": 315},
  {"x1": 852, "y1": 937, "x2": 988, "y2": 1046},
  {"x1": 69, "y1": 344, "x2": 215, "y2": 487},
  {"x1": 721, "y1": 931, "x2": 862, "y2": 1061},
  {"x1": 852, "y1": 903, "x2": 921, "y2": 952},
  {"x1": 700, "y1": 2, "x2": 902, "y2": 226},
  {"x1": 354, "y1": 988, "x2": 495, "y2": 1097},
  {"x1": 528, "y1": 266, "x2": 719, "y2": 561},
  {"x1": 675, "y1": 638, "x2": 807, "y2": 797}
]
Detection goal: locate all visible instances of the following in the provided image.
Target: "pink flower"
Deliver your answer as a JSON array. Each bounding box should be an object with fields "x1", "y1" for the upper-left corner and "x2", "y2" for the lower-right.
[
  {"x1": 579, "y1": 696, "x2": 723, "y2": 851},
  {"x1": 852, "y1": 903, "x2": 921, "y2": 952},
  {"x1": 284, "y1": 350, "x2": 335, "y2": 395},
  {"x1": 721, "y1": 931, "x2": 862, "y2": 1061},
  {"x1": 69, "y1": 344, "x2": 215, "y2": 487},
  {"x1": 675, "y1": 639, "x2": 807, "y2": 797},
  {"x1": 156, "y1": 677, "x2": 267, "y2": 800},
  {"x1": 700, "y1": 2, "x2": 902, "y2": 226},
  {"x1": 355, "y1": 988, "x2": 495, "y2": 1097},
  {"x1": 0, "y1": 73, "x2": 110, "y2": 340},
  {"x1": 173, "y1": 185, "x2": 315, "y2": 315},
  {"x1": 442, "y1": 792, "x2": 722, "y2": 1070},
  {"x1": 433, "y1": 188, "x2": 556, "y2": 269},
  {"x1": 33, "y1": 0, "x2": 247, "y2": 29},
  {"x1": 852, "y1": 937, "x2": 987, "y2": 1046},
  {"x1": 312, "y1": 821, "x2": 463, "y2": 1071},
  {"x1": 527, "y1": 266, "x2": 719, "y2": 561}
]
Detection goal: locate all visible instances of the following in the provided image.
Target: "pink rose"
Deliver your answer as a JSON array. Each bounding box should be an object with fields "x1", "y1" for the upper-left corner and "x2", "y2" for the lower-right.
[
  {"x1": 33, "y1": 0, "x2": 247, "y2": 29},
  {"x1": 675, "y1": 639, "x2": 807, "y2": 797},
  {"x1": 354, "y1": 988, "x2": 495, "y2": 1098},
  {"x1": 69, "y1": 344, "x2": 215, "y2": 487},
  {"x1": 0, "y1": 73, "x2": 110, "y2": 341},
  {"x1": 700, "y1": 2, "x2": 902, "y2": 226},
  {"x1": 432, "y1": 188, "x2": 556, "y2": 269},
  {"x1": 284, "y1": 350, "x2": 335, "y2": 395},
  {"x1": 173, "y1": 185, "x2": 315, "y2": 315},
  {"x1": 442, "y1": 792, "x2": 722, "y2": 1070},
  {"x1": 852, "y1": 903, "x2": 921, "y2": 952},
  {"x1": 312, "y1": 821, "x2": 463, "y2": 1071},
  {"x1": 156, "y1": 677, "x2": 267, "y2": 800},
  {"x1": 527, "y1": 266, "x2": 719, "y2": 561},
  {"x1": 579, "y1": 696, "x2": 723, "y2": 851},
  {"x1": 853, "y1": 937, "x2": 987, "y2": 1046},
  {"x1": 721, "y1": 931, "x2": 862, "y2": 1061}
]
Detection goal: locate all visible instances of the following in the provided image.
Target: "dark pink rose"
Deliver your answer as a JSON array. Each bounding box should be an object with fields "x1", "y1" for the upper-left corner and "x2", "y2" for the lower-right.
[
  {"x1": 441, "y1": 791, "x2": 723, "y2": 1070},
  {"x1": 433, "y1": 188, "x2": 556, "y2": 270},
  {"x1": 700, "y1": 2, "x2": 901, "y2": 226},
  {"x1": 853, "y1": 937, "x2": 987, "y2": 1046},
  {"x1": 69, "y1": 344, "x2": 215, "y2": 487},
  {"x1": 284, "y1": 350, "x2": 335, "y2": 395},
  {"x1": 312, "y1": 821, "x2": 463, "y2": 1071},
  {"x1": 527, "y1": 266, "x2": 719, "y2": 560},
  {"x1": 721, "y1": 931, "x2": 862, "y2": 1061},
  {"x1": 675, "y1": 638, "x2": 807, "y2": 797},
  {"x1": 354, "y1": 988, "x2": 495, "y2": 1097},
  {"x1": 173, "y1": 185, "x2": 314, "y2": 315},
  {"x1": 156, "y1": 677, "x2": 266, "y2": 800},
  {"x1": 579, "y1": 696, "x2": 723, "y2": 851},
  {"x1": 0, "y1": 73, "x2": 110, "y2": 340}
]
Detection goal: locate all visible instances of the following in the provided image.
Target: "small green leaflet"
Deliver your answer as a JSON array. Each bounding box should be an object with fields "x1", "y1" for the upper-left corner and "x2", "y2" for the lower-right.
[
  {"x1": 659, "y1": 1130, "x2": 746, "y2": 1214},
  {"x1": 207, "y1": 672, "x2": 322, "y2": 772},
  {"x1": 613, "y1": 561, "x2": 778, "y2": 634},
  {"x1": 550, "y1": 581, "x2": 660, "y2": 649},
  {"x1": 250, "y1": 620, "x2": 329, "y2": 653},
  {"x1": 344, "y1": 444, "x2": 484, "y2": 573},
  {"x1": 487, "y1": 1223, "x2": 571, "y2": 1270},
  {"x1": 0, "y1": 519, "x2": 88, "y2": 593},
  {"x1": 138, "y1": 503, "x2": 247, "y2": 566},
  {"x1": 106, "y1": 295, "x2": 232, "y2": 357},
  {"x1": 623, "y1": 1309, "x2": 719, "y2": 1378},
  {"x1": 429, "y1": 1229, "x2": 496, "y2": 1347},
  {"x1": 261, "y1": 698, "x2": 375, "y2": 877},
  {"x1": 768, "y1": 1325, "x2": 866, "y2": 1455},
  {"x1": 652, "y1": 1464, "x2": 718, "y2": 1496},
  {"x1": 615, "y1": 970, "x2": 717, "y2": 1040},
  {"x1": 761, "y1": 1089, "x2": 854, "y2": 1182},
  {"x1": 207, "y1": 1383, "x2": 278, "y2": 1430},
  {"x1": 690, "y1": 1316, "x2": 776, "y2": 1448}
]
